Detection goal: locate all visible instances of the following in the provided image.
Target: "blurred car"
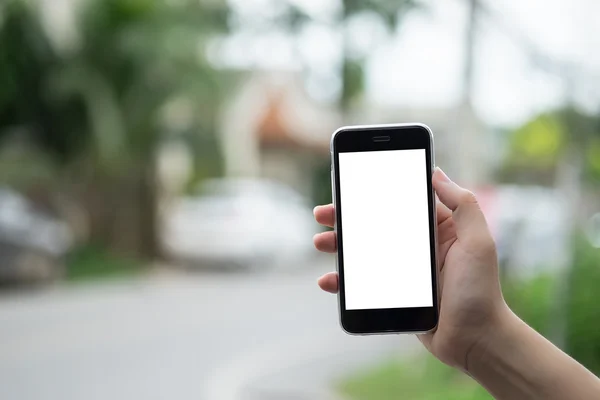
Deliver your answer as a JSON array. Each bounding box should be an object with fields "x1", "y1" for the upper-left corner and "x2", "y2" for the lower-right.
[
  {"x1": 162, "y1": 178, "x2": 320, "y2": 270},
  {"x1": 476, "y1": 185, "x2": 570, "y2": 277},
  {"x1": 0, "y1": 188, "x2": 73, "y2": 284}
]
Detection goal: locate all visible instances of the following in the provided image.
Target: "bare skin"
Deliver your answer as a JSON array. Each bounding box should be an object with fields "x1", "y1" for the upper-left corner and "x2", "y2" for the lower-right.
[{"x1": 313, "y1": 167, "x2": 600, "y2": 399}]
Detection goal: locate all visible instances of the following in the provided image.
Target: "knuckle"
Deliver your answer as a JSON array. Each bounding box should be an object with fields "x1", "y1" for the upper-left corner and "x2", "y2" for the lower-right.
[{"x1": 459, "y1": 189, "x2": 478, "y2": 205}]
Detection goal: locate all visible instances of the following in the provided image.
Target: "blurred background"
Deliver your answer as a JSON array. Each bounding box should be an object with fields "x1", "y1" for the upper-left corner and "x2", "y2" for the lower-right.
[{"x1": 0, "y1": 0, "x2": 599, "y2": 399}]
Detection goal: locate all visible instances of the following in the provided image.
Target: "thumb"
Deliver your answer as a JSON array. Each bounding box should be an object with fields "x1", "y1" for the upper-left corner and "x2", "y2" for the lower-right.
[{"x1": 432, "y1": 167, "x2": 490, "y2": 242}]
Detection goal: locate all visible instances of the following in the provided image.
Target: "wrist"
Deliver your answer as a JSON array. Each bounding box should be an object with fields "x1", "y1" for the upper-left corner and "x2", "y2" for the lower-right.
[
  {"x1": 465, "y1": 302, "x2": 518, "y2": 374},
  {"x1": 462, "y1": 302, "x2": 600, "y2": 400}
]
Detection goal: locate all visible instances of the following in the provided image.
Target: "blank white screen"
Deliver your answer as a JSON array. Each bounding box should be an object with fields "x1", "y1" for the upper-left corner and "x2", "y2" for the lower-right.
[{"x1": 339, "y1": 149, "x2": 433, "y2": 310}]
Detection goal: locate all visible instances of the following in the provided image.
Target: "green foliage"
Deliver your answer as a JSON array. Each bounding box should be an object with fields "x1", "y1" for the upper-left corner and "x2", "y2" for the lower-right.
[
  {"x1": 508, "y1": 113, "x2": 564, "y2": 168},
  {"x1": 312, "y1": 161, "x2": 332, "y2": 206},
  {"x1": 62, "y1": 0, "x2": 229, "y2": 167},
  {"x1": 503, "y1": 274, "x2": 555, "y2": 334},
  {"x1": 585, "y1": 139, "x2": 600, "y2": 181},
  {"x1": 341, "y1": 60, "x2": 365, "y2": 110},
  {"x1": 0, "y1": 0, "x2": 230, "y2": 257},
  {"x1": 67, "y1": 244, "x2": 143, "y2": 281},
  {"x1": 343, "y1": 0, "x2": 418, "y2": 28},
  {"x1": 0, "y1": 139, "x2": 59, "y2": 188},
  {"x1": 0, "y1": 1, "x2": 88, "y2": 162},
  {"x1": 183, "y1": 132, "x2": 225, "y2": 194},
  {"x1": 0, "y1": 0, "x2": 229, "y2": 168},
  {"x1": 502, "y1": 239, "x2": 600, "y2": 375},
  {"x1": 502, "y1": 108, "x2": 600, "y2": 184},
  {"x1": 565, "y1": 238, "x2": 600, "y2": 375},
  {"x1": 339, "y1": 355, "x2": 491, "y2": 400},
  {"x1": 558, "y1": 107, "x2": 600, "y2": 150}
]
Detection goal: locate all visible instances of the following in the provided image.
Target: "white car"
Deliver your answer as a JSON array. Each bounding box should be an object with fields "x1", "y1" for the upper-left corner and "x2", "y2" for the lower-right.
[
  {"x1": 0, "y1": 188, "x2": 73, "y2": 283},
  {"x1": 162, "y1": 179, "x2": 320, "y2": 270}
]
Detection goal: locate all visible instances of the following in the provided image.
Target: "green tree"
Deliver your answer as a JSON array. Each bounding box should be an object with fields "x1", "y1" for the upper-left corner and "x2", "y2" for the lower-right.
[
  {"x1": 0, "y1": 0, "x2": 230, "y2": 259},
  {"x1": 338, "y1": 0, "x2": 417, "y2": 109},
  {"x1": 0, "y1": 0, "x2": 86, "y2": 161},
  {"x1": 500, "y1": 108, "x2": 600, "y2": 185}
]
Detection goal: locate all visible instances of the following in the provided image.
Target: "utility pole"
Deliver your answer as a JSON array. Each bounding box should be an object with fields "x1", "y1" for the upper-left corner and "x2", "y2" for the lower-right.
[
  {"x1": 462, "y1": 0, "x2": 477, "y2": 107},
  {"x1": 453, "y1": 0, "x2": 486, "y2": 186}
]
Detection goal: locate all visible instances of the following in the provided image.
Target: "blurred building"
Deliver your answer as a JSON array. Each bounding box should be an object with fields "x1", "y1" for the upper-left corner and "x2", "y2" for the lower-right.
[
  {"x1": 220, "y1": 71, "x2": 496, "y2": 199},
  {"x1": 220, "y1": 72, "x2": 339, "y2": 197}
]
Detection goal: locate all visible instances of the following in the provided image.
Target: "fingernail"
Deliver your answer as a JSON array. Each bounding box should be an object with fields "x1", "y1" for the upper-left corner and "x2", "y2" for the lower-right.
[{"x1": 435, "y1": 167, "x2": 451, "y2": 183}]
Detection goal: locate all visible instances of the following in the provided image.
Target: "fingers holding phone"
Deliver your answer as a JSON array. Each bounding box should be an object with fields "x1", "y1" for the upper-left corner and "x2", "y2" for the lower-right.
[{"x1": 315, "y1": 134, "x2": 505, "y2": 369}]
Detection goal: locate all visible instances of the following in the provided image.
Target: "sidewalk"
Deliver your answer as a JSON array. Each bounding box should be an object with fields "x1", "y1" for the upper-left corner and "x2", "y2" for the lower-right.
[{"x1": 204, "y1": 331, "x2": 420, "y2": 400}]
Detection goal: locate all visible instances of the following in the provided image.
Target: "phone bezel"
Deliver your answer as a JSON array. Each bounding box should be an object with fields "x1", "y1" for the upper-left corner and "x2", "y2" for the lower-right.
[{"x1": 331, "y1": 123, "x2": 439, "y2": 335}]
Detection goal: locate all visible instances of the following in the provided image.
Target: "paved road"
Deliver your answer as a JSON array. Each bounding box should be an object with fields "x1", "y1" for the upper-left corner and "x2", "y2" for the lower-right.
[{"x1": 0, "y1": 257, "x2": 417, "y2": 400}]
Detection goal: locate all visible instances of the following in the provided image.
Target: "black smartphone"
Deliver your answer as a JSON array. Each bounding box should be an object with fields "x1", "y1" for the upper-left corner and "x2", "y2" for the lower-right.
[{"x1": 330, "y1": 123, "x2": 439, "y2": 335}]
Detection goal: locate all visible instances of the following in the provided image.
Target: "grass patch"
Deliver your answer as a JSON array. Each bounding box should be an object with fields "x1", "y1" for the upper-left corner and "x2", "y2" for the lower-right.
[
  {"x1": 67, "y1": 245, "x2": 144, "y2": 281},
  {"x1": 338, "y1": 355, "x2": 492, "y2": 400}
]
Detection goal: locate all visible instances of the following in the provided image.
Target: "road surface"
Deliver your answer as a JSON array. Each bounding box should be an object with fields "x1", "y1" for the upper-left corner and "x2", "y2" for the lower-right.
[{"x1": 0, "y1": 258, "x2": 417, "y2": 400}]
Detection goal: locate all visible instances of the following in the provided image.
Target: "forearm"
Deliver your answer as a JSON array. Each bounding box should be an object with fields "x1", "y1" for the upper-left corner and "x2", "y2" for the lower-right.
[{"x1": 467, "y1": 307, "x2": 600, "y2": 400}]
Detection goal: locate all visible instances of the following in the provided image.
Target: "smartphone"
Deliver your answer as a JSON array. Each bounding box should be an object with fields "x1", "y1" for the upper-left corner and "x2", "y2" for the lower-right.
[{"x1": 330, "y1": 123, "x2": 439, "y2": 335}]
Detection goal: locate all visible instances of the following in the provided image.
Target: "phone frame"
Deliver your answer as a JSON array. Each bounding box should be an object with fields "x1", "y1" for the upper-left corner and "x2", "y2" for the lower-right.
[{"x1": 330, "y1": 123, "x2": 439, "y2": 335}]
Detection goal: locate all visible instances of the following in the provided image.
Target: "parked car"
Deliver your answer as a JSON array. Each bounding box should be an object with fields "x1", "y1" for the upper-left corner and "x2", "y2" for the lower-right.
[
  {"x1": 0, "y1": 188, "x2": 73, "y2": 284},
  {"x1": 162, "y1": 179, "x2": 320, "y2": 270}
]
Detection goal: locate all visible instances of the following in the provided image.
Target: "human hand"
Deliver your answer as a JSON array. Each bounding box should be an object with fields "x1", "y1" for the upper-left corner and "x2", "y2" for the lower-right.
[{"x1": 313, "y1": 167, "x2": 508, "y2": 371}]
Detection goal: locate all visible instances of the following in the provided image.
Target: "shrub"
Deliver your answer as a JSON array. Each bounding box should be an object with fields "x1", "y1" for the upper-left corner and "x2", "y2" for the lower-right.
[
  {"x1": 565, "y1": 238, "x2": 600, "y2": 375},
  {"x1": 503, "y1": 273, "x2": 555, "y2": 334},
  {"x1": 67, "y1": 244, "x2": 142, "y2": 281}
]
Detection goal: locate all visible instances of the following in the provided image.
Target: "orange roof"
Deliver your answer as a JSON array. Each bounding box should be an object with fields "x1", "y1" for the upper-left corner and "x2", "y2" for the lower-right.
[{"x1": 256, "y1": 91, "x2": 328, "y2": 155}]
